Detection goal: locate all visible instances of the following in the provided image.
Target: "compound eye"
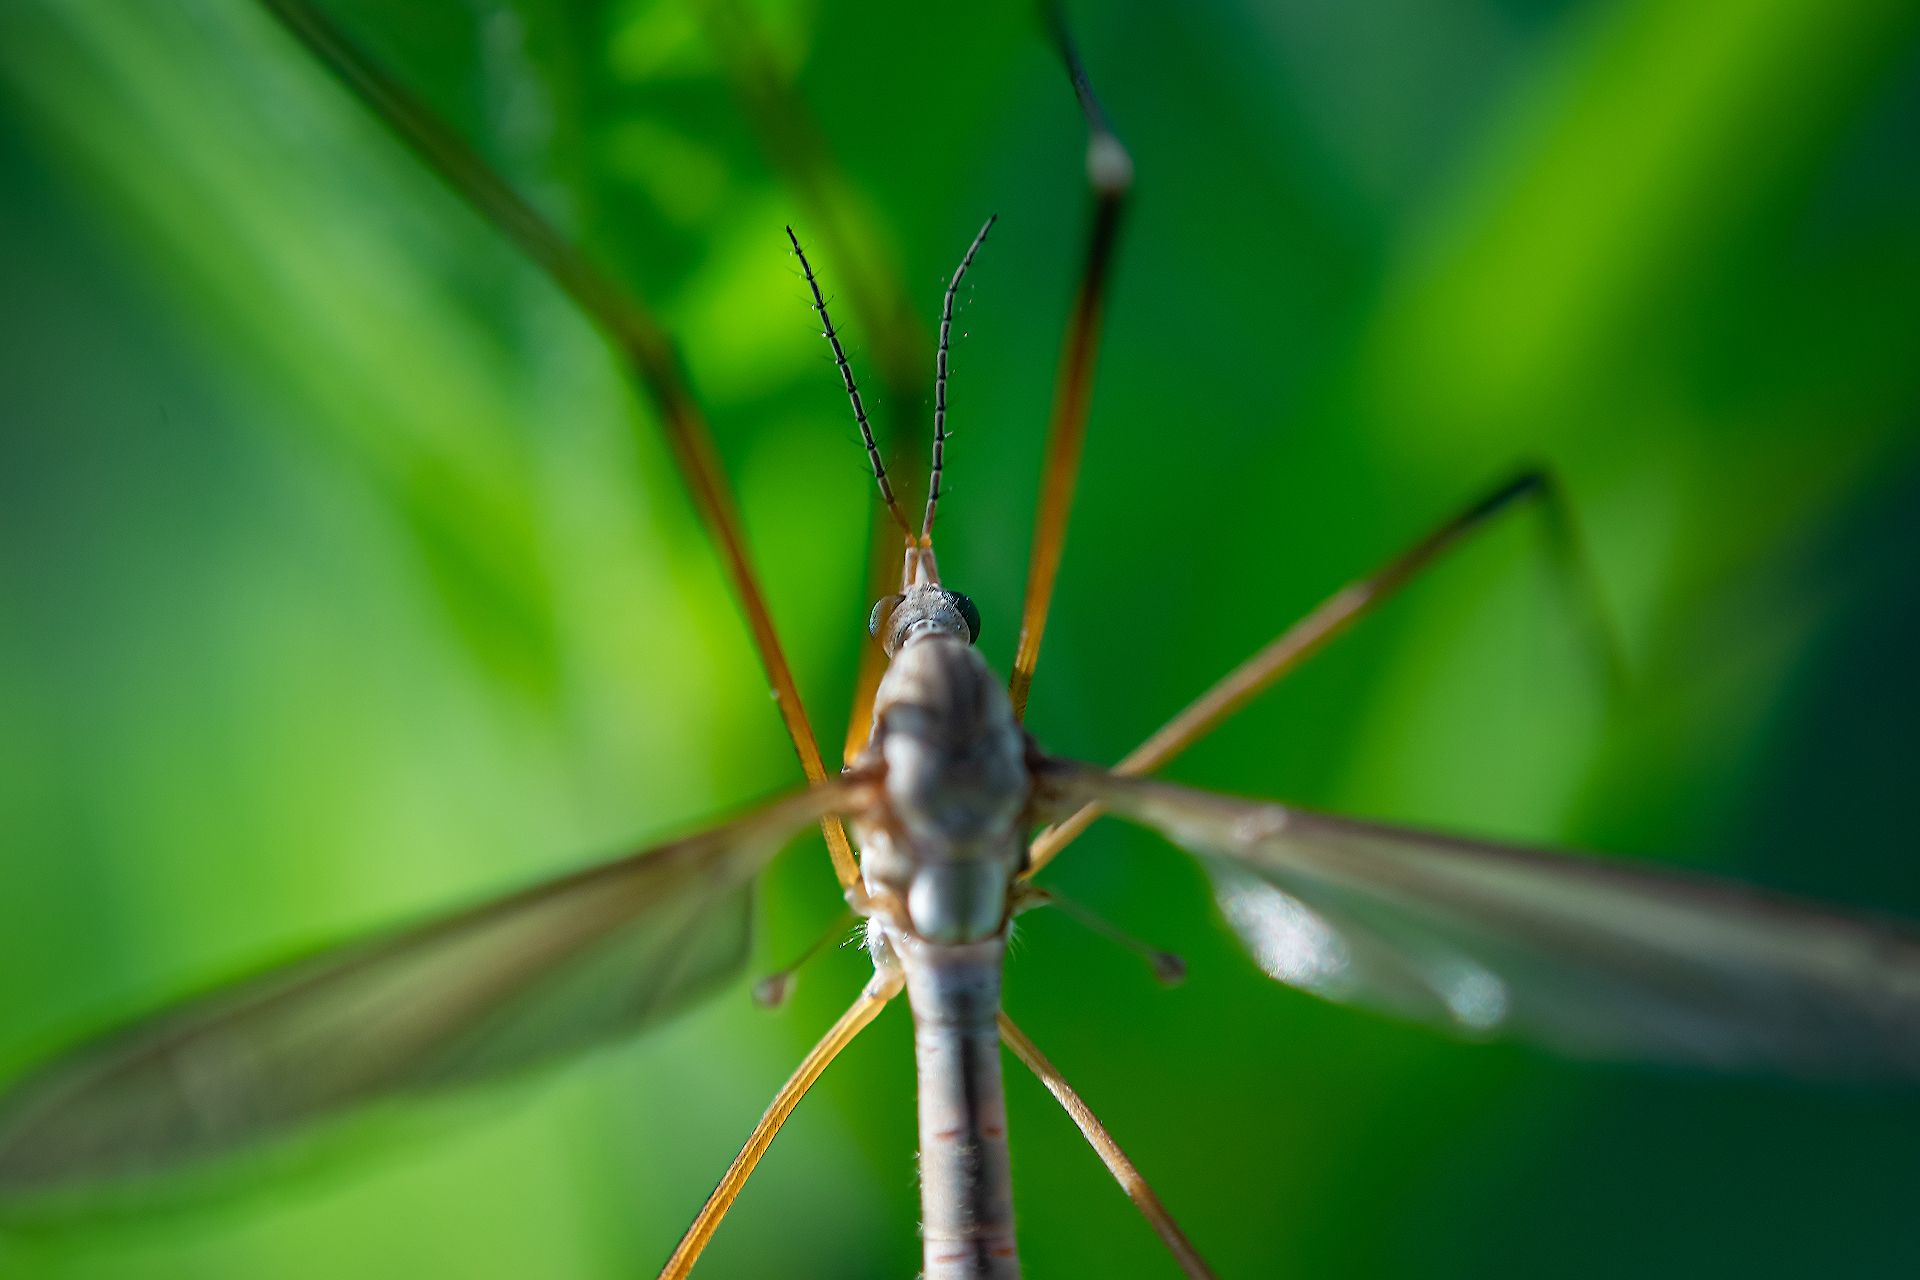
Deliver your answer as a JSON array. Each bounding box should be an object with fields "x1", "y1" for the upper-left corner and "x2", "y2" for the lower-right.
[
  {"x1": 946, "y1": 591, "x2": 982, "y2": 644},
  {"x1": 869, "y1": 594, "x2": 904, "y2": 638}
]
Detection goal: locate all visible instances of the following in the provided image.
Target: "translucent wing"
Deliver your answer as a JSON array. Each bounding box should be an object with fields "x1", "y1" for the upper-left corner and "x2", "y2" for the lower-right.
[
  {"x1": 0, "y1": 781, "x2": 861, "y2": 1200},
  {"x1": 1057, "y1": 765, "x2": 1920, "y2": 1077}
]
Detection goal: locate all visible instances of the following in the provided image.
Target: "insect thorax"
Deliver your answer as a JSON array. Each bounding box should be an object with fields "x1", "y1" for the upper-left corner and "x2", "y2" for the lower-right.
[{"x1": 853, "y1": 612, "x2": 1029, "y2": 945}]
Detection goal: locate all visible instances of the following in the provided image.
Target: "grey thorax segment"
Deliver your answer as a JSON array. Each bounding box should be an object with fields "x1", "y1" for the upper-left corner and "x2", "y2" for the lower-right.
[{"x1": 854, "y1": 582, "x2": 1028, "y2": 945}]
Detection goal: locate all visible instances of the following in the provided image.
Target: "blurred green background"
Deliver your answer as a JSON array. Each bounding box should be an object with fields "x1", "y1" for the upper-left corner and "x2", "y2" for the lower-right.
[{"x1": 3, "y1": 0, "x2": 1920, "y2": 1275}]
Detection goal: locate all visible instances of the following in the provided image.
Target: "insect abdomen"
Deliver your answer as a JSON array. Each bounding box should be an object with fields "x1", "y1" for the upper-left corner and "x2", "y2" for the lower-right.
[{"x1": 901, "y1": 935, "x2": 1019, "y2": 1280}]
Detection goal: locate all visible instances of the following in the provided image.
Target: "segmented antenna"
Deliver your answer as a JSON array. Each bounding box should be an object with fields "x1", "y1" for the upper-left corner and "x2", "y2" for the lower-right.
[
  {"x1": 921, "y1": 214, "x2": 998, "y2": 544},
  {"x1": 788, "y1": 226, "x2": 914, "y2": 540}
]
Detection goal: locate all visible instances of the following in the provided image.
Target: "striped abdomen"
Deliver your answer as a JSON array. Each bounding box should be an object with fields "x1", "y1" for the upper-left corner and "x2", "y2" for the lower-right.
[{"x1": 901, "y1": 936, "x2": 1018, "y2": 1280}]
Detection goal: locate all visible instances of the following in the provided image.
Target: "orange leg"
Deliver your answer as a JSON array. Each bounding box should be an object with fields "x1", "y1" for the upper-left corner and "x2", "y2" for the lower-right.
[
  {"x1": 259, "y1": 0, "x2": 863, "y2": 890},
  {"x1": 999, "y1": 1013, "x2": 1218, "y2": 1280},
  {"x1": 1008, "y1": 3, "x2": 1134, "y2": 722},
  {"x1": 657, "y1": 969, "x2": 905, "y2": 1280},
  {"x1": 1029, "y1": 470, "x2": 1550, "y2": 876}
]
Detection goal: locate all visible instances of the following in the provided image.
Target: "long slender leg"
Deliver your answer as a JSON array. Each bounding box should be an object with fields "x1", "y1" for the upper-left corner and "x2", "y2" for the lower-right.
[
  {"x1": 841, "y1": 574, "x2": 894, "y2": 767},
  {"x1": 1008, "y1": 3, "x2": 1134, "y2": 721},
  {"x1": 256, "y1": 0, "x2": 861, "y2": 889},
  {"x1": 692, "y1": 0, "x2": 935, "y2": 775},
  {"x1": 998, "y1": 1014, "x2": 1218, "y2": 1280},
  {"x1": 657, "y1": 969, "x2": 905, "y2": 1280},
  {"x1": 1029, "y1": 470, "x2": 1548, "y2": 875}
]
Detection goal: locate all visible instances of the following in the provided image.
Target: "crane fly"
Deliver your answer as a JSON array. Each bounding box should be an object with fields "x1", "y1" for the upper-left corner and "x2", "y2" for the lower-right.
[{"x1": 2, "y1": 1, "x2": 1918, "y2": 1277}]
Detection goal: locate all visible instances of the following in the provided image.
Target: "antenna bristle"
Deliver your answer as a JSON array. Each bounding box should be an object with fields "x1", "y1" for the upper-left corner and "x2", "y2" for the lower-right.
[
  {"x1": 787, "y1": 226, "x2": 913, "y2": 540},
  {"x1": 921, "y1": 214, "x2": 998, "y2": 544}
]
